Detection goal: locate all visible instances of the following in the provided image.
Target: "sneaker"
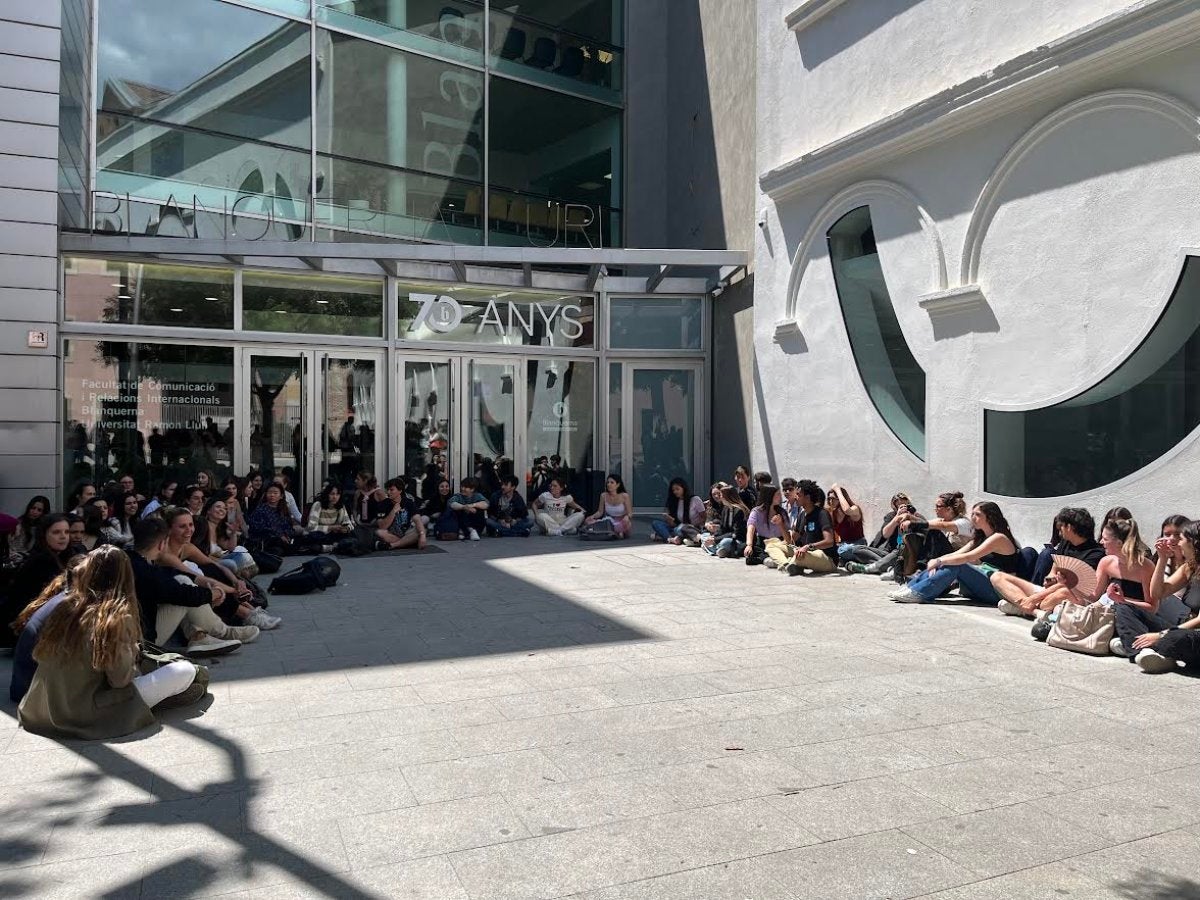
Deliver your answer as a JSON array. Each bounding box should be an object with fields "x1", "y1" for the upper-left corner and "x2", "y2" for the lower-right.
[
  {"x1": 185, "y1": 634, "x2": 241, "y2": 657},
  {"x1": 548, "y1": 527, "x2": 564, "y2": 536},
  {"x1": 468, "y1": 528, "x2": 481, "y2": 542},
  {"x1": 997, "y1": 599, "x2": 1025, "y2": 617},
  {"x1": 1135, "y1": 649, "x2": 1178, "y2": 674},
  {"x1": 321, "y1": 544, "x2": 335, "y2": 554},
  {"x1": 1109, "y1": 637, "x2": 1129, "y2": 658},
  {"x1": 785, "y1": 562, "x2": 803, "y2": 576},
  {"x1": 878, "y1": 571, "x2": 895, "y2": 581},
  {"x1": 374, "y1": 540, "x2": 389, "y2": 551},
  {"x1": 763, "y1": 558, "x2": 778, "y2": 569},
  {"x1": 247, "y1": 608, "x2": 282, "y2": 630},
  {"x1": 888, "y1": 587, "x2": 923, "y2": 603},
  {"x1": 222, "y1": 624, "x2": 260, "y2": 644},
  {"x1": 154, "y1": 667, "x2": 210, "y2": 710},
  {"x1": 683, "y1": 538, "x2": 699, "y2": 547},
  {"x1": 845, "y1": 562, "x2": 867, "y2": 574}
]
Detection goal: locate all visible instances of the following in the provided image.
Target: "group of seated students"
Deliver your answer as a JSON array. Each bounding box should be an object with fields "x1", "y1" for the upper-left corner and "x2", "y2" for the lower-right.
[{"x1": 653, "y1": 465, "x2": 1200, "y2": 678}]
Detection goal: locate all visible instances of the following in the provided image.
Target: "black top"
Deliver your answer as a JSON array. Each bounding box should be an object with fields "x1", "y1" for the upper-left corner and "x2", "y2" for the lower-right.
[
  {"x1": 1056, "y1": 538, "x2": 1105, "y2": 570},
  {"x1": 720, "y1": 506, "x2": 747, "y2": 541},
  {"x1": 738, "y1": 487, "x2": 756, "y2": 510},
  {"x1": 9, "y1": 591, "x2": 65, "y2": 703},
  {"x1": 981, "y1": 549, "x2": 1022, "y2": 574},
  {"x1": 128, "y1": 550, "x2": 212, "y2": 638},
  {"x1": 1117, "y1": 577, "x2": 1146, "y2": 601},
  {"x1": 797, "y1": 506, "x2": 835, "y2": 552},
  {"x1": 490, "y1": 490, "x2": 528, "y2": 522}
]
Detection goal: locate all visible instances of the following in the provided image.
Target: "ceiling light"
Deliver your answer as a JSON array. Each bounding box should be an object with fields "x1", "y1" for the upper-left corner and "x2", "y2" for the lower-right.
[
  {"x1": 603, "y1": 173, "x2": 612, "y2": 180},
  {"x1": 204, "y1": 296, "x2": 220, "y2": 302},
  {"x1": 315, "y1": 299, "x2": 329, "y2": 304},
  {"x1": 117, "y1": 294, "x2": 131, "y2": 300},
  {"x1": 275, "y1": 309, "x2": 288, "y2": 314},
  {"x1": 169, "y1": 307, "x2": 183, "y2": 313},
  {"x1": 111, "y1": 283, "x2": 123, "y2": 288}
]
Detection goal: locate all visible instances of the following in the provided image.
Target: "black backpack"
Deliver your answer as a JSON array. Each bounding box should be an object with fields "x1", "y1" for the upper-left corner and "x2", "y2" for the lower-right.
[{"x1": 269, "y1": 556, "x2": 341, "y2": 595}]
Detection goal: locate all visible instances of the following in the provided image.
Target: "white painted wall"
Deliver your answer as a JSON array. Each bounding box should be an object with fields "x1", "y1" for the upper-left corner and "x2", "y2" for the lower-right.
[
  {"x1": 755, "y1": 3, "x2": 1200, "y2": 541},
  {"x1": 760, "y1": 0, "x2": 1136, "y2": 164}
]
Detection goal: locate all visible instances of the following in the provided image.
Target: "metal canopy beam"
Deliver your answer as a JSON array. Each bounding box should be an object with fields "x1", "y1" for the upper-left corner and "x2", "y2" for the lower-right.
[{"x1": 646, "y1": 265, "x2": 672, "y2": 292}]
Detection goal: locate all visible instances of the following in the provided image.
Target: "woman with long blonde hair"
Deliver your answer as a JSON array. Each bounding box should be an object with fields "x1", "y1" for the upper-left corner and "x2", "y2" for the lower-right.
[{"x1": 18, "y1": 546, "x2": 205, "y2": 740}]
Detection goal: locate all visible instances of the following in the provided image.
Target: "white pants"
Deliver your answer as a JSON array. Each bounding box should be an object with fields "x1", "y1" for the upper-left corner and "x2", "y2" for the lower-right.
[
  {"x1": 133, "y1": 660, "x2": 197, "y2": 707},
  {"x1": 536, "y1": 511, "x2": 584, "y2": 534},
  {"x1": 155, "y1": 603, "x2": 228, "y2": 645}
]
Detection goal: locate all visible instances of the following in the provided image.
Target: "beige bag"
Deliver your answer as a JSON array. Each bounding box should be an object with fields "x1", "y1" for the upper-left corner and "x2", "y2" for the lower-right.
[{"x1": 1047, "y1": 600, "x2": 1115, "y2": 655}]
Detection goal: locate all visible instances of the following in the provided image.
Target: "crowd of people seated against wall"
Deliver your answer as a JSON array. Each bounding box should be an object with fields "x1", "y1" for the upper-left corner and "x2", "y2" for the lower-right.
[{"x1": 650, "y1": 464, "x2": 1200, "y2": 678}]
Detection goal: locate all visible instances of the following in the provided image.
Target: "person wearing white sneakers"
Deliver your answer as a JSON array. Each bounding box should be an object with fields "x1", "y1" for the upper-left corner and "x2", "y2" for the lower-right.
[
  {"x1": 126, "y1": 518, "x2": 253, "y2": 657},
  {"x1": 1124, "y1": 519, "x2": 1200, "y2": 674},
  {"x1": 533, "y1": 478, "x2": 586, "y2": 536},
  {"x1": 447, "y1": 477, "x2": 490, "y2": 541}
]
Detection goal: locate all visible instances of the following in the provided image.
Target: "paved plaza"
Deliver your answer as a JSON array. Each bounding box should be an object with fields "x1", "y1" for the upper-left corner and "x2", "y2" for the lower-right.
[{"x1": 2, "y1": 535, "x2": 1199, "y2": 899}]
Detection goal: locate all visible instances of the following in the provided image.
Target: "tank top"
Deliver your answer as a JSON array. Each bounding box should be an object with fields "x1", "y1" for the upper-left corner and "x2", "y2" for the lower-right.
[
  {"x1": 832, "y1": 512, "x2": 864, "y2": 543},
  {"x1": 1179, "y1": 579, "x2": 1200, "y2": 614},
  {"x1": 1117, "y1": 578, "x2": 1146, "y2": 601},
  {"x1": 604, "y1": 498, "x2": 626, "y2": 518},
  {"x1": 981, "y1": 549, "x2": 1021, "y2": 573}
]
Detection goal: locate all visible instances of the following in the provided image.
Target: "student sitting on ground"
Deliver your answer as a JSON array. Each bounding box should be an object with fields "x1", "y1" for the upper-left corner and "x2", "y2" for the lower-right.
[
  {"x1": 1, "y1": 515, "x2": 78, "y2": 650},
  {"x1": 1093, "y1": 517, "x2": 1155, "y2": 657},
  {"x1": 825, "y1": 484, "x2": 866, "y2": 565},
  {"x1": 79, "y1": 503, "x2": 108, "y2": 551},
  {"x1": 763, "y1": 480, "x2": 801, "y2": 569},
  {"x1": 247, "y1": 483, "x2": 299, "y2": 551},
  {"x1": 1129, "y1": 519, "x2": 1200, "y2": 673},
  {"x1": 702, "y1": 485, "x2": 749, "y2": 558},
  {"x1": 487, "y1": 475, "x2": 532, "y2": 537},
  {"x1": 651, "y1": 478, "x2": 707, "y2": 544},
  {"x1": 304, "y1": 484, "x2": 353, "y2": 549},
  {"x1": 892, "y1": 492, "x2": 973, "y2": 579},
  {"x1": 533, "y1": 478, "x2": 586, "y2": 536},
  {"x1": 698, "y1": 482, "x2": 726, "y2": 548},
  {"x1": 732, "y1": 465, "x2": 757, "y2": 510},
  {"x1": 786, "y1": 480, "x2": 839, "y2": 576},
  {"x1": 584, "y1": 475, "x2": 633, "y2": 539},
  {"x1": 376, "y1": 478, "x2": 428, "y2": 550},
  {"x1": 992, "y1": 507, "x2": 1103, "y2": 618},
  {"x1": 446, "y1": 477, "x2": 490, "y2": 541},
  {"x1": 11, "y1": 495, "x2": 50, "y2": 560},
  {"x1": 888, "y1": 502, "x2": 1020, "y2": 603},
  {"x1": 420, "y1": 477, "x2": 452, "y2": 532},
  {"x1": 746, "y1": 484, "x2": 786, "y2": 565},
  {"x1": 126, "y1": 517, "x2": 245, "y2": 657},
  {"x1": 103, "y1": 492, "x2": 141, "y2": 548},
  {"x1": 182, "y1": 484, "x2": 207, "y2": 518},
  {"x1": 140, "y1": 478, "x2": 178, "y2": 520},
  {"x1": 845, "y1": 492, "x2": 911, "y2": 576},
  {"x1": 9, "y1": 570, "x2": 71, "y2": 703},
  {"x1": 18, "y1": 546, "x2": 208, "y2": 740}
]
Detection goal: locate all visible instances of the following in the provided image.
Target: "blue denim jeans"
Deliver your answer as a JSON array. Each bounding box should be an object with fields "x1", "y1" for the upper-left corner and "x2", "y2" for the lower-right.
[
  {"x1": 704, "y1": 536, "x2": 739, "y2": 556},
  {"x1": 907, "y1": 563, "x2": 999, "y2": 602},
  {"x1": 651, "y1": 520, "x2": 685, "y2": 541},
  {"x1": 836, "y1": 539, "x2": 867, "y2": 563},
  {"x1": 486, "y1": 516, "x2": 532, "y2": 537}
]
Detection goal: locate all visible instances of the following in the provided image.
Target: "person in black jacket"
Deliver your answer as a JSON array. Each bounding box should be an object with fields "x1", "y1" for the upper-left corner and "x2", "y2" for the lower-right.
[
  {"x1": 1, "y1": 515, "x2": 76, "y2": 649},
  {"x1": 127, "y1": 518, "x2": 243, "y2": 657},
  {"x1": 486, "y1": 476, "x2": 532, "y2": 537}
]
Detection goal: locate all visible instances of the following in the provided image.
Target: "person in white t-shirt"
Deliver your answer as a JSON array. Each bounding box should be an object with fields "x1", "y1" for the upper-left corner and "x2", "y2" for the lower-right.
[{"x1": 532, "y1": 478, "x2": 585, "y2": 536}]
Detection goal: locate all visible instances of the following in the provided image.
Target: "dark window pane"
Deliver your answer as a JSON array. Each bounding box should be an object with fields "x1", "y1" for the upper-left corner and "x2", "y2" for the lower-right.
[
  {"x1": 243, "y1": 272, "x2": 384, "y2": 337},
  {"x1": 986, "y1": 256, "x2": 1200, "y2": 497},
  {"x1": 488, "y1": 77, "x2": 621, "y2": 247},
  {"x1": 64, "y1": 257, "x2": 234, "y2": 329},
  {"x1": 488, "y1": 12, "x2": 622, "y2": 100},
  {"x1": 827, "y1": 206, "x2": 926, "y2": 459},
  {"x1": 97, "y1": 0, "x2": 311, "y2": 149},
  {"x1": 317, "y1": 30, "x2": 484, "y2": 183},
  {"x1": 63, "y1": 340, "x2": 235, "y2": 493},
  {"x1": 609, "y1": 298, "x2": 702, "y2": 350},
  {"x1": 491, "y1": 0, "x2": 622, "y2": 46}
]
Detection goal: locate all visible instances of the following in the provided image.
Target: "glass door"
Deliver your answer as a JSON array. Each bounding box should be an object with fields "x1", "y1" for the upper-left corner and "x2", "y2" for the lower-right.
[
  {"x1": 466, "y1": 358, "x2": 520, "y2": 496},
  {"x1": 241, "y1": 349, "x2": 382, "y2": 507},
  {"x1": 399, "y1": 355, "x2": 457, "y2": 495},
  {"x1": 616, "y1": 362, "x2": 705, "y2": 512},
  {"x1": 526, "y1": 358, "x2": 597, "y2": 507}
]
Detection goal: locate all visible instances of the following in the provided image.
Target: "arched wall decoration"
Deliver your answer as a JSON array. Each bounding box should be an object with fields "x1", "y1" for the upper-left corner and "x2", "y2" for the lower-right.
[
  {"x1": 780, "y1": 179, "x2": 948, "y2": 329},
  {"x1": 960, "y1": 89, "x2": 1200, "y2": 286}
]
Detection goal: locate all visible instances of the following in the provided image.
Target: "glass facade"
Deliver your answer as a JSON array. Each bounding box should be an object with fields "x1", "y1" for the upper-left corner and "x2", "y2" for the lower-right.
[
  {"x1": 986, "y1": 256, "x2": 1200, "y2": 497},
  {"x1": 827, "y1": 206, "x2": 926, "y2": 460},
  {"x1": 398, "y1": 283, "x2": 594, "y2": 347},
  {"x1": 92, "y1": 0, "x2": 624, "y2": 246}
]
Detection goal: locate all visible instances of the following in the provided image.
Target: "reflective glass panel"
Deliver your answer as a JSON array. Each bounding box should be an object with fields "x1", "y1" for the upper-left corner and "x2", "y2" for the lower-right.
[
  {"x1": 488, "y1": 12, "x2": 622, "y2": 101},
  {"x1": 64, "y1": 257, "x2": 234, "y2": 329},
  {"x1": 317, "y1": 30, "x2": 484, "y2": 183},
  {"x1": 827, "y1": 206, "x2": 926, "y2": 460},
  {"x1": 631, "y1": 368, "x2": 695, "y2": 509},
  {"x1": 398, "y1": 284, "x2": 594, "y2": 348},
  {"x1": 242, "y1": 272, "x2": 384, "y2": 337},
  {"x1": 97, "y1": 0, "x2": 311, "y2": 149},
  {"x1": 317, "y1": 0, "x2": 485, "y2": 65},
  {"x1": 401, "y1": 359, "x2": 453, "y2": 489},
  {"x1": 608, "y1": 362, "x2": 622, "y2": 481},
  {"x1": 324, "y1": 358, "x2": 379, "y2": 497},
  {"x1": 986, "y1": 256, "x2": 1200, "y2": 497},
  {"x1": 609, "y1": 298, "x2": 703, "y2": 350},
  {"x1": 491, "y1": 0, "x2": 622, "y2": 46},
  {"x1": 468, "y1": 360, "x2": 516, "y2": 485},
  {"x1": 489, "y1": 77, "x2": 621, "y2": 248},
  {"x1": 249, "y1": 354, "x2": 307, "y2": 501},
  {"x1": 62, "y1": 341, "x2": 235, "y2": 494},
  {"x1": 527, "y1": 359, "x2": 596, "y2": 503}
]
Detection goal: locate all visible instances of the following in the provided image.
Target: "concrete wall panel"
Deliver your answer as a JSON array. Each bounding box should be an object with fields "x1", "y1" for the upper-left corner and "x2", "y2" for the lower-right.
[
  {"x1": 0, "y1": 221, "x2": 57, "y2": 256},
  {"x1": 0, "y1": 186, "x2": 57, "y2": 223},
  {"x1": 0, "y1": 254, "x2": 56, "y2": 288},
  {"x1": 0, "y1": 54, "x2": 59, "y2": 93},
  {"x1": 0, "y1": 152, "x2": 56, "y2": 189},
  {"x1": 0, "y1": 22, "x2": 60, "y2": 60},
  {"x1": 0, "y1": 120, "x2": 57, "y2": 157}
]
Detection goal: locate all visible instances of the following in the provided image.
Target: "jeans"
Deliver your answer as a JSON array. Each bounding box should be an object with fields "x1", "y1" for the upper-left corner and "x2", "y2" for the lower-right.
[
  {"x1": 486, "y1": 516, "x2": 532, "y2": 537},
  {"x1": 1157, "y1": 628, "x2": 1200, "y2": 667},
  {"x1": 836, "y1": 539, "x2": 867, "y2": 563},
  {"x1": 1114, "y1": 602, "x2": 1189, "y2": 660},
  {"x1": 651, "y1": 520, "x2": 683, "y2": 541},
  {"x1": 704, "y1": 536, "x2": 740, "y2": 557},
  {"x1": 907, "y1": 563, "x2": 999, "y2": 603},
  {"x1": 448, "y1": 509, "x2": 486, "y2": 535}
]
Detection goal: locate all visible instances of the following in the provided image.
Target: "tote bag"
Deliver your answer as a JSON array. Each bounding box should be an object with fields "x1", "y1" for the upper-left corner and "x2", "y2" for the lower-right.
[{"x1": 1047, "y1": 600, "x2": 1115, "y2": 655}]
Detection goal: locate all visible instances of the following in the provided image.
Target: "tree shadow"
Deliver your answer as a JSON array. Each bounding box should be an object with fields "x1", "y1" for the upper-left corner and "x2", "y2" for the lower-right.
[{"x1": 1111, "y1": 872, "x2": 1200, "y2": 899}]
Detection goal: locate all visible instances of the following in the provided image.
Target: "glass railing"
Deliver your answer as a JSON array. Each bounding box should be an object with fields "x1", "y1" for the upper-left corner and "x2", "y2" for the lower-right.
[
  {"x1": 487, "y1": 187, "x2": 620, "y2": 248},
  {"x1": 316, "y1": 0, "x2": 485, "y2": 66},
  {"x1": 488, "y1": 11, "x2": 622, "y2": 102},
  {"x1": 315, "y1": 153, "x2": 485, "y2": 244}
]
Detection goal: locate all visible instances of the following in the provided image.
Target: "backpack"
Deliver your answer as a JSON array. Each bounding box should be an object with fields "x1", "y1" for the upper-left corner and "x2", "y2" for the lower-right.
[
  {"x1": 333, "y1": 536, "x2": 370, "y2": 557},
  {"x1": 269, "y1": 556, "x2": 341, "y2": 595},
  {"x1": 579, "y1": 518, "x2": 617, "y2": 541}
]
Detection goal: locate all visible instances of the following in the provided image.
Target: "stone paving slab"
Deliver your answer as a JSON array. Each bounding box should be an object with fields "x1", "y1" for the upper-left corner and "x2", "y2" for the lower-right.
[{"x1": 0, "y1": 534, "x2": 1199, "y2": 898}]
